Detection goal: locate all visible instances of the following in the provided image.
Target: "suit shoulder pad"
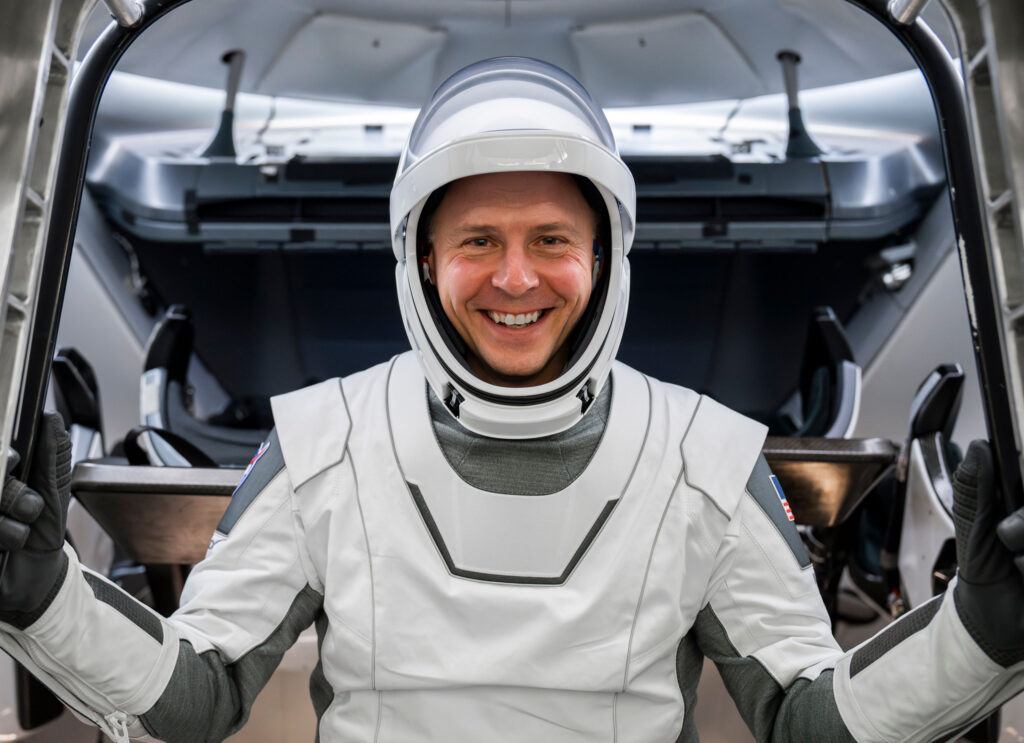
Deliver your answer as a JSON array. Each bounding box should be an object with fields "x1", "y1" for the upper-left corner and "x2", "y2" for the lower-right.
[
  {"x1": 681, "y1": 395, "x2": 767, "y2": 517},
  {"x1": 270, "y1": 378, "x2": 351, "y2": 489}
]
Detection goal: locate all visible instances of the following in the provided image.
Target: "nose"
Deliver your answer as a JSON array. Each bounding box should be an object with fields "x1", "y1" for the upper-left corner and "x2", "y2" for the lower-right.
[{"x1": 492, "y1": 242, "x2": 539, "y2": 296}]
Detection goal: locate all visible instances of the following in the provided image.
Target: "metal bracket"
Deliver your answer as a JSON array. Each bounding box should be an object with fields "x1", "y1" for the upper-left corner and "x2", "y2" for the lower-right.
[
  {"x1": 888, "y1": 0, "x2": 932, "y2": 25},
  {"x1": 101, "y1": 0, "x2": 144, "y2": 28}
]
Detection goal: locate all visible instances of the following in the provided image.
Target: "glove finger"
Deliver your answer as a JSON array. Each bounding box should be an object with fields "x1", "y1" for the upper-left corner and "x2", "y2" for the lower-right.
[
  {"x1": 0, "y1": 515, "x2": 31, "y2": 551},
  {"x1": 1, "y1": 479, "x2": 44, "y2": 523},
  {"x1": 998, "y1": 507, "x2": 1024, "y2": 553},
  {"x1": 27, "y1": 412, "x2": 71, "y2": 513},
  {"x1": 952, "y1": 440, "x2": 993, "y2": 568},
  {"x1": 1016, "y1": 554, "x2": 1024, "y2": 580},
  {"x1": 0, "y1": 477, "x2": 27, "y2": 512},
  {"x1": 951, "y1": 439, "x2": 1013, "y2": 584}
]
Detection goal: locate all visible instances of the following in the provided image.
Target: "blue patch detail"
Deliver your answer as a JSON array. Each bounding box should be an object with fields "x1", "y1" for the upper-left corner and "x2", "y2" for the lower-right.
[
  {"x1": 234, "y1": 440, "x2": 270, "y2": 495},
  {"x1": 770, "y1": 474, "x2": 795, "y2": 521},
  {"x1": 217, "y1": 430, "x2": 283, "y2": 536}
]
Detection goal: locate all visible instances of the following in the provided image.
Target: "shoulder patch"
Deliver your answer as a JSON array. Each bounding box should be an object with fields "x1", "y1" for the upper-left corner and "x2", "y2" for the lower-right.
[
  {"x1": 746, "y1": 454, "x2": 811, "y2": 568},
  {"x1": 217, "y1": 429, "x2": 285, "y2": 536},
  {"x1": 681, "y1": 395, "x2": 768, "y2": 517},
  {"x1": 270, "y1": 378, "x2": 351, "y2": 489}
]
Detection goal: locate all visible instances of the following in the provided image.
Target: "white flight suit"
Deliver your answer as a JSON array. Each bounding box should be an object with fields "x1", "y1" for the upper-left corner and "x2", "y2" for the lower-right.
[
  {"x1": 0, "y1": 351, "x2": 1018, "y2": 742},
  {"x1": 267, "y1": 352, "x2": 835, "y2": 741}
]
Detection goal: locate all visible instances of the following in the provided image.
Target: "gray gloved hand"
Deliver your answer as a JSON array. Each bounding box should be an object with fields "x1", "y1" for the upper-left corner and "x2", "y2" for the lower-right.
[
  {"x1": 0, "y1": 413, "x2": 72, "y2": 629},
  {"x1": 951, "y1": 439, "x2": 1024, "y2": 666}
]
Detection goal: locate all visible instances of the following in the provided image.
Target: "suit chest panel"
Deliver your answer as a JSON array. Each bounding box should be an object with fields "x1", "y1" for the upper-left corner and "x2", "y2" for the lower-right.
[{"x1": 318, "y1": 358, "x2": 724, "y2": 693}]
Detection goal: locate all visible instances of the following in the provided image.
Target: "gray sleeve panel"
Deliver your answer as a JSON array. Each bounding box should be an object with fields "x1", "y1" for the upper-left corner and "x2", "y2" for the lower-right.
[
  {"x1": 675, "y1": 629, "x2": 704, "y2": 743},
  {"x1": 82, "y1": 571, "x2": 162, "y2": 644},
  {"x1": 310, "y1": 612, "x2": 332, "y2": 743},
  {"x1": 773, "y1": 673, "x2": 855, "y2": 743},
  {"x1": 140, "y1": 583, "x2": 321, "y2": 743},
  {"x1": 694, "y1": 606, "x2": 855, "y2": 743},
  {"x1": 849, "y1": 594, "x2": 943, "y2": 677},
  {"x1": 217, "y1": 429, "x2": 284, "y2": 535},
  {"x1": 745, "y1": 454, "x2": 810, "y2": 568}
]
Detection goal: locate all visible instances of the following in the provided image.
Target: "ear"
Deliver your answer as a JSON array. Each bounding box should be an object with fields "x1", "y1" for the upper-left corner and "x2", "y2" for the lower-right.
[
  {"x1": 591, "y1": 239, "x2": 603, "y2": 284},
  {"x1": 425, "y1": 242, "x2": 436, "y2": 284}
]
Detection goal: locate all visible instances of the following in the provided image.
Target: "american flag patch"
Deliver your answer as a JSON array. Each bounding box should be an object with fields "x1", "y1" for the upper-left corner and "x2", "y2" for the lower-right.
[
  {"x1": 233, "y1": 440, "x2": 270, "y2": 495},
  {"x1": 770, "y1": 475, "x2": 794, "y2": 522}
]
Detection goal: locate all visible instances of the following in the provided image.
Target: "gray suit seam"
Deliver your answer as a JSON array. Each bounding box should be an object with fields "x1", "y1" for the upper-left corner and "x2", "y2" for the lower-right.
[
  {"x1": 612, "y1": 690, "x2": 619, "y2": 743},
  {"x1": 619, "y1": 375, "x2": 659, "y2": 689},
  {"x1": 373, "y1": 690, "x2": 383, "y2": 743},
  {"x1": 615, "y1": 375, "x2": 658, "y2": 689},
  {"x1": 343, "y1": 368, "x2": 378, "y2": 691},
  {"x1": 622, "y1": 468, "x2": 684, "y2": 689},
  {"x1": 346, "y1": 453, "x2": 375, "y2": 690}
]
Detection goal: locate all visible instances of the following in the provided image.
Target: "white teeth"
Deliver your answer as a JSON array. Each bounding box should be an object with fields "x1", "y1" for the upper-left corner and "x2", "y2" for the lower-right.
[{"x1": 487, "y1": 310, "x2": 542, "y2": 327}]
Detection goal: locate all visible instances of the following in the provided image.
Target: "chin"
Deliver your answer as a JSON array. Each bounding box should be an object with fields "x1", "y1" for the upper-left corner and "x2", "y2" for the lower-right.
[{"x1": 475, "y1": 356, "x2": 554, "y2": 387}]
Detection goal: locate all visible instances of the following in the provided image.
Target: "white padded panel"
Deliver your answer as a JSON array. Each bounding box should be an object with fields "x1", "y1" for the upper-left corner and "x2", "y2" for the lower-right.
[
  {"x1": 570, "y1": 13, "x2": 764, "y2": 106},
  {"x1": 257, "y1": 14, "x2": 446, "y2": 103}
]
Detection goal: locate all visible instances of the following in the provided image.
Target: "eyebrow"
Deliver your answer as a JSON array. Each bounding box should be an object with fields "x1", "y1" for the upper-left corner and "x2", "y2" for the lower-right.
[{"x1": 451, "y1": 222, "x2": 582, "y2": 236}]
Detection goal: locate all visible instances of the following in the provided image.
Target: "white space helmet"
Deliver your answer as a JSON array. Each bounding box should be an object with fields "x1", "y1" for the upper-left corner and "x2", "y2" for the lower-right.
[{"x1": 391, "y1": 57, "x2": 636, "y2": 439}]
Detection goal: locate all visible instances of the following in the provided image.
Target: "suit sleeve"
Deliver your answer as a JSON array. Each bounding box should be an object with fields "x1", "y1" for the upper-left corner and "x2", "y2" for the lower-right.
[
  {"x1": 0, "y1": 429, "x2": 323, "y2": 743},
  {"x1": 689, "y1": 453, "x2": 852, "y2": 741},
  {"x1": 693, "y1": 454, "x2": 1024, "y2": 743}
]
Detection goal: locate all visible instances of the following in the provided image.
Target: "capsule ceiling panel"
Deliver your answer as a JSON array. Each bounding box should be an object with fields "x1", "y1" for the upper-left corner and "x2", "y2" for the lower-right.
[{"x1": 79, "y1": 0, "x2": 957, "y2": 106}]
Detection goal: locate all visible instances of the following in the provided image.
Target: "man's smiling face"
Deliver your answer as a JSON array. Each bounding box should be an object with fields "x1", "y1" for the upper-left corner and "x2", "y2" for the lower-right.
[{"x1": 427, "y1": 171, "x2": 598, "y2": 388}]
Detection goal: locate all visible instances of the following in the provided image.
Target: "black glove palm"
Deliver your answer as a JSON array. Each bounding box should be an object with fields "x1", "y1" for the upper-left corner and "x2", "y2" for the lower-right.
[
  {"x1": 952, "y1": 439, "x2": 1024, "y2": 667},
  {"x1": 0, "y1": 413, "x2": 72, "y2": 629}
]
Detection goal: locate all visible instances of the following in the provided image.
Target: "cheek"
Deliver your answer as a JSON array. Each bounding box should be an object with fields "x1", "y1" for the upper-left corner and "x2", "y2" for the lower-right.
[
  {"x1": 547, "y1": 259, "x2": 594, "y2": 308},
  {"x1": 437, "y1": 260, "x2": 486, "y2": 309}
]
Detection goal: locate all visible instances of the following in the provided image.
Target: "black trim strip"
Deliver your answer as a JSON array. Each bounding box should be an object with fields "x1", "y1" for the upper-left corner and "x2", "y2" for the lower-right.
[
  {"x1": 16, "y1": 0, "x2": 193, "y2": 475},
  {"x1": 849, "y1": 594, "x2": 943, "y2": 677},
  {"x1": 408, "y1": 482, "x2": 617, "y2": 585},
  {"x1": 843, "y1": 0, "x2": 1023, "y2": 515},
  {"x1": 82, "y1": 571, "x2": 163, "y2": 644}
]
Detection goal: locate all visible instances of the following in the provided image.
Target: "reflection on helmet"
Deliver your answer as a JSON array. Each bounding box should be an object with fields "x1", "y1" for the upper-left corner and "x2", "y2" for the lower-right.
[{"x1": 391, "y1": 57, "x2": 637, "y2": 439}]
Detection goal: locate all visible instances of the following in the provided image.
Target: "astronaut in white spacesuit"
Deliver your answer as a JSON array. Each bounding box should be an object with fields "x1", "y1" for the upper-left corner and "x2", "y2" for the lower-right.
[{"x1": 1, "y1": 56, "x2": 1024, "y2": 743}]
